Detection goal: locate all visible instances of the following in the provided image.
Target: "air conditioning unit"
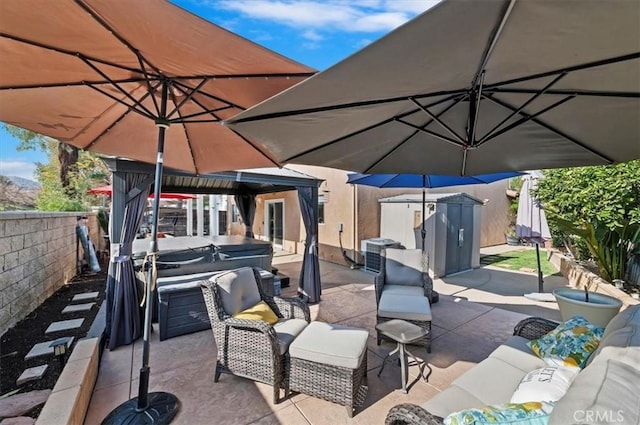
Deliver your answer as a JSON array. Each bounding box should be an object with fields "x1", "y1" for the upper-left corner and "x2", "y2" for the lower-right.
[{"x1": 360, "y1": 238, "x2": 403, "y2": 273}]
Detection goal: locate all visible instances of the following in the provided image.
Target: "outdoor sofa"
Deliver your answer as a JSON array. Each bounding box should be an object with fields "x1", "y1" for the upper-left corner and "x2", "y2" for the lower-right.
[{"x1": 385, "y1": 304, "x2": 640, "y2": 424}]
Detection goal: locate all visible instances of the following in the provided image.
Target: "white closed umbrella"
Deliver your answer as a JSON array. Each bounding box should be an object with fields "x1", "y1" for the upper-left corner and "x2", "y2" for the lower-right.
[{"x1": 516, "y1": 171, "x2": 551, "y2": 292}]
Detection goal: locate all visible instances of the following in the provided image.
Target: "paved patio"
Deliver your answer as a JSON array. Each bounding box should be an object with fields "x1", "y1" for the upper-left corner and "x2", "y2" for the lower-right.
[{"x1": 84, "y1": 247, "x2": 565, "y2": 425}]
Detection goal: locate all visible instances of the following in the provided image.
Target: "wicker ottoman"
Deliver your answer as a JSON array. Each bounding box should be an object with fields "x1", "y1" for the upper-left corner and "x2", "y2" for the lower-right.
[{"x1": 287, "y1": 321, "x2": 369, "y2": 417}]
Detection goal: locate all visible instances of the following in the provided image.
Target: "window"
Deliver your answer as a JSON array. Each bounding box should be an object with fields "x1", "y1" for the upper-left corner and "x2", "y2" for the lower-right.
[
  {"x1": 231, "y1": 204, "x2": 239, "y2": 223},
  {"x1": 318, "y1": 194, "x2": 325, "y2": 224}
]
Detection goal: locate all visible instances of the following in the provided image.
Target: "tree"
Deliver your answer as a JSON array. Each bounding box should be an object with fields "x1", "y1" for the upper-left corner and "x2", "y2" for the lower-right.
[
  {"x1": 2, "y1": 124, "x2": 109, "y2": 211},
  {"x1": 5, "y1": 125, "x2": 80, "y2": 196},
  {"x1": 535, "y1": 161, "x2": 640, "y2": 281}
]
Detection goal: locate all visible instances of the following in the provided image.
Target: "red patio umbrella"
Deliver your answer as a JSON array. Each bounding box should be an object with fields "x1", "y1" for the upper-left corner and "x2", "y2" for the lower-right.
[{"x1": 88, "y1": 184, "x2": 195, "y2": 200}]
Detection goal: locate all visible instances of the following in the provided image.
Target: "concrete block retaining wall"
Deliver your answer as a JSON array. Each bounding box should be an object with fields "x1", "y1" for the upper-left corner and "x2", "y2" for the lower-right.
[{"x1": 0, "y1": 212, "x2": 99, "y2": 335}]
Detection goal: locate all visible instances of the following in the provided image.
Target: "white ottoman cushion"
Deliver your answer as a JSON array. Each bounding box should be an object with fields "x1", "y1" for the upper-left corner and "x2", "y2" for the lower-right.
[
  {"x1": 289, "y1": 322, "x2": 368, "y2": 369},
  {"x1": 273, "y1": 318, "x2": 308, "y2": 355}
]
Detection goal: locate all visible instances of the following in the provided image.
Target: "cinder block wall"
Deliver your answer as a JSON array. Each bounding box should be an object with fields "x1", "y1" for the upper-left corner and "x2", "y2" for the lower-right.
[{"x1": 0, "y1": 212, "x2": 99, "y2": 335}]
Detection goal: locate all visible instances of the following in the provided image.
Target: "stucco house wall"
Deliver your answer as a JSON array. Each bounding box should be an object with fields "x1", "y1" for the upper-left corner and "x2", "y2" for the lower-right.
[{"x1": 227, "y1": 164, "x2": 513, "y2": 266}]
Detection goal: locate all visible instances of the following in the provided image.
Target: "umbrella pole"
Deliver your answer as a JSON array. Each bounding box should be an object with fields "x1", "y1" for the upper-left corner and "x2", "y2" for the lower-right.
[
  {"x1": 535, "y1": 242, "x2": 544, "y2": 293},
  {"x1": 102, "y1": 82, "x2": 179, "y2": 425},
  {"x1": 421, "y1": 185, "x2": 426, "y2": 253}
]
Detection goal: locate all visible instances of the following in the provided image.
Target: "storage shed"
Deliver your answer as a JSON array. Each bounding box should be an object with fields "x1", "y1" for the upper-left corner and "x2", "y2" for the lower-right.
[{"x1": 379, "y1": 193, "x2": 484, "y2": 277}]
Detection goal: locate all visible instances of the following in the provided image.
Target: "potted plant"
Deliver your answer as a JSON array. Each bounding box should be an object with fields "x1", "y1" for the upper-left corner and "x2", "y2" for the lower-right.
[
  {"x1": 553, "y1": 286, "x2": 623, "y2": 327},
  {"x1": 505, "y1": 227, "x2": 520, "y2": 246}
]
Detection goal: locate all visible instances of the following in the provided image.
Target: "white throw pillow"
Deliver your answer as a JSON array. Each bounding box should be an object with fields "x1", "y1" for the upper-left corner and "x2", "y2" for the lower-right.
[{"x1": 510, "y1": 366, "x2": 579, "y2": 403}]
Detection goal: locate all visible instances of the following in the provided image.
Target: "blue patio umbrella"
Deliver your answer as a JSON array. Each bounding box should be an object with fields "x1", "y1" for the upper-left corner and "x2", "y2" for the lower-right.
[{"x1": 347, "y1": 172, "x2": 524, "y2": 252}]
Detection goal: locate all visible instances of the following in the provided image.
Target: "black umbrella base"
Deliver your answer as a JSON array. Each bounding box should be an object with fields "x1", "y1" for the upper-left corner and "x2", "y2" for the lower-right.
[
  {"x1": 101, "y1": 392, "x2": 179, "y2": 425},
  {"x1": 430, "y1": 290, "x2": 440, "y2": 304}
]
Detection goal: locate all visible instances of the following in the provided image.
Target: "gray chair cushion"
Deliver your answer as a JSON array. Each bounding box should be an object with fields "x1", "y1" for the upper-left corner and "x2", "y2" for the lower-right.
[
  {"x1": 289, "y1": 322, "x2": 368, "y2": 369},
  {"x1": 378, "y1": 292, "x2": 432, "y2": 321},
  {"x1": 273, "y1": 318, "x2": 309, "y2": 355},
  {"x1": 381, "y1": 285, "x2": 424, "y2": 297},
  {"x1": 212, "y1": 267, "x2": 262, "y2": 316},
  {"x1": 549, "y1": 360, "x2": 640, "y2": 425},
  {"x1": 384, "y1": 248, "x2": 425, "y2": 287}
]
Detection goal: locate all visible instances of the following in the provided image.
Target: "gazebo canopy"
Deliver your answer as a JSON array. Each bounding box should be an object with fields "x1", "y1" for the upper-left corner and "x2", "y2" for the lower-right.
[
  {"x1": 104, "y1": 157, "x2": 324, "y2": 304},
  {"x1": 104, "y1": 157, "x2": 321, "y2": 195}
]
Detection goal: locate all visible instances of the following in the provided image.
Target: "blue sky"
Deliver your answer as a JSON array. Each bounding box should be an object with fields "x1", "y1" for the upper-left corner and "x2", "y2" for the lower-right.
[{"x1": 0, "y1": 0, "x2": 438, "y2": 180}]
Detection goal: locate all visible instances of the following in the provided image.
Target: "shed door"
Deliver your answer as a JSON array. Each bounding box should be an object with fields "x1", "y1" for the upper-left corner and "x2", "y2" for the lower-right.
[{"x1": 445, "y1": 204, "x2": 474, "y2": 275}]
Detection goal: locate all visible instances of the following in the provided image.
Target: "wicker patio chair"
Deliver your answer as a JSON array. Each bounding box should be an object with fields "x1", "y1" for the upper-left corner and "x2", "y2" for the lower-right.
[
  {"x1": 375, "y1": 248, "x2": 433, "y2": 352},
  {"x1": 383, "y1": 317, "x2": 560, "y2": 425},
  {"x1": 200, "y1": 267, "x2": 311, "y2": 403}
]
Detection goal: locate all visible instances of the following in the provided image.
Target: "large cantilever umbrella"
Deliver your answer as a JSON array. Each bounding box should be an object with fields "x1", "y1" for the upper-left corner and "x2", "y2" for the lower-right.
[
  {"x1": 0, "y1": 1, "x2": 314, "y2": 423},
  {"x1": 347, "y1": 172, "x2": 523, "y2": 252},
  {"x1": 228, "y1": 0, "x2": 640, "y2": 175}
]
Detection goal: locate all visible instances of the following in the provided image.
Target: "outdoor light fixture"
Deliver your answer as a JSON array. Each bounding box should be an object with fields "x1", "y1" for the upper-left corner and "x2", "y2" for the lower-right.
[{"x1": 50, "y1": 338, "x2": 69, "y2": 369}]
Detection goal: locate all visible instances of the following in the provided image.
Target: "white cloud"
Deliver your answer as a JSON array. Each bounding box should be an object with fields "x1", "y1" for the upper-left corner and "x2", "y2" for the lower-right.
[
  {"x1": 215, "y1": 0, "x2": 438, "y2": 33},
  {"x1": 384, "y1": 0, "x2": 441, "y2": 14},
  {"x1": 302, "y1": 29, "x2": 324, "y2": 41},
  {"x1": 0, "y1": 159, "x2": 37, "y2": 180}
]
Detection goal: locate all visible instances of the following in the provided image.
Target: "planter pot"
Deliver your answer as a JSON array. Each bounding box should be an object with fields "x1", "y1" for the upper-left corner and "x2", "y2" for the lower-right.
[
  {"x1": 506, "y1": 236, "x2": 520, "y2": 246},
  {"x1": 553, "y1": 288, "x2": 623, "y2": 327}
]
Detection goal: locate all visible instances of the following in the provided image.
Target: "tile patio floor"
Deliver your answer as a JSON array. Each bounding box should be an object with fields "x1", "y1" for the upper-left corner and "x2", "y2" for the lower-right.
[{"x1": 84, "y1": 247, "x2": 565, "y2": 425}]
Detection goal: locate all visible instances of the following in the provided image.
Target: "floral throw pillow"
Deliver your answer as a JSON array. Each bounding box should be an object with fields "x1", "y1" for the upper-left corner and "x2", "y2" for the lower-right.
[
  {"x1": 527, "y1": 316, "x2": 604, "y2": 368},
  {"x1": 444, "y1": 401, "x2": 555, "y2": 425}
]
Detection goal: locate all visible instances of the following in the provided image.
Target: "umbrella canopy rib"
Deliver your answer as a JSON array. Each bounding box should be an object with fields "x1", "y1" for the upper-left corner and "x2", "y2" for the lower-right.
[
  {"x1": 480, "y1": 72, "x2": 567, "y2": 143},
  {"x1": 0, "y1": 32, "x2": 143, "y2": 77},
  {"x1": 478, "y1": 94, "x2": 576, "y2": 146},
  {"x1": 284, "y1": 93, "x2": 463, "y2": 163},
  {"x1": 473, "y1": 0, "x2": 516, "y2": 86},
  {"x1": 484, "y1": 95, "x2": 614, "y2": 163},
  {"x1": 410, "y1": 97, "x2": 466, "y2": 143},
  {"x1": 231, "y1": 88, "x2": 469, "y2": 124},
  {"x1": 484, "y1": 52, "x2": 640, "y2": 90}
]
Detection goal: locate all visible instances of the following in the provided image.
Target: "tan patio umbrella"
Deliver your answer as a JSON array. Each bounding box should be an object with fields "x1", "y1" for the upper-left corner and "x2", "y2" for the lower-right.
[
  {"x1": 227, "y1": 0, "x2": 640, "y2": 175},
  {"x1": 0, "y1": 1, "x2": 314, "y2": 423}
]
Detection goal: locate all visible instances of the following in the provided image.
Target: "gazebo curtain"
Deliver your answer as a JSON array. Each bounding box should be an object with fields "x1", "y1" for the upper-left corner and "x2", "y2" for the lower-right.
[
  {"x1": 106, "y1": 173, "x2": 152, "y2": 349},
  {"x1": 234, "y1": 193, "x2": 256, "y2": 237},
  {"x1": 297, "y1": 186, "x2": 321, "y2": 303}
]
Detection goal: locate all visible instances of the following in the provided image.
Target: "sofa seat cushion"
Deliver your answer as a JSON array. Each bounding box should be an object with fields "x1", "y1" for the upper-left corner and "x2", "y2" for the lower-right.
[
  {"x1": 489, "y1": 336, "x2": 548, "y2": 372},
  {"x1": 549, "y1": 360, "x2": 640, "y2": 425},
  {"x1": 422, "y1": 385, "x2": 487, "y2": 419},
  {"x1": 273, "y1": 318, "x2": 308, "y2": 355},
  {"x1": 289, "y1": 322, "x2": 369, "y2": 369},
  {"x1": 378, "y1": 292, "x2": 432, "y2": 321},
  {"x1": 451, "y1": 357, "x2": 530, "y2": 406},
  {"x1": 382, "y1": 285, "x2": 425, "y2": 297}
]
